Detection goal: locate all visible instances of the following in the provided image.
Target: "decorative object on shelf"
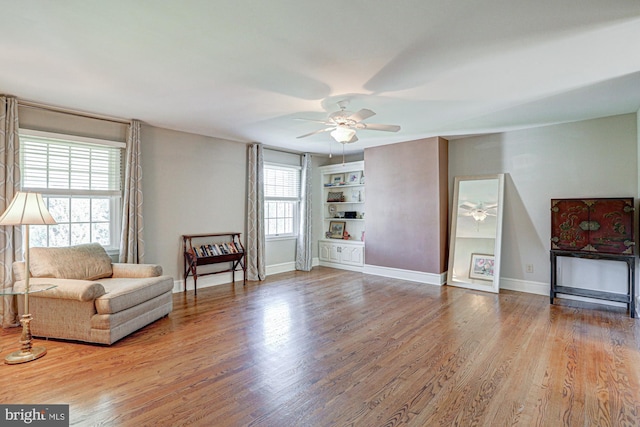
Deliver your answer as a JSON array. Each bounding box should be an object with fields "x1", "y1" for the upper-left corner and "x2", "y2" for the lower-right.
[
  {"x1": 344, "y1": 211, "x2": 358, "y2": 219},
  {"x1": 351, "y1": 189, "x2": 361, "y2": 202},
  {"x1": 328, "y1": 204, "x2": 337, "y2": 217},
  {"x1": 550, "y1": 198, "x2": 635, "y2": 254},
  {"x1": 343, "y1": 231, "x2": 351, "y2": 240},
  {"x1": 327, "y1": 191, "x2": 344, "y2": 202},
  {"x1": 329, "y1": 221, "x2": 346, "y2": 239},
  {"x1": 347, "y1": 171, "x2": 362, "y2": 184},
  {"x1": 360, "y1": 174, "x2": 365, "y2": 184},
  {"x1": 330, "y1": 174, "x2": 345, "y2": 185},
  {"x1": 469, "y1": 253, "x2": 495, "y2": 280},
  {"x1": 0, "y1": 191, "x2": 57, "y2": 364}
]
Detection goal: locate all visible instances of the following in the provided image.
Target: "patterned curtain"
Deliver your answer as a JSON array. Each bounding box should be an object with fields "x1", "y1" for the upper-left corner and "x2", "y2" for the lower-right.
[
  {"x1": 119, "y1": 120, "x2": 145, "y2": 263},
  {"x1": 295, "y1": 153, "x2": 313, "y2": 271},
  {"x1": 246, "y1": 143, "x2": 265, "y2": 280},
  {"x1": 0, "y1": 96, "x2": 21, "y2": 327}
]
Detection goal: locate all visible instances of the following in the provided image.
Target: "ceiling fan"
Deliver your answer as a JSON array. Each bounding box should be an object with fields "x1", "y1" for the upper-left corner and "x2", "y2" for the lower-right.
[
  {"x1": 459, "y1": 201, "x2": 498, "y2": 222},
  {"x1": 296, "y1": 101, "x2": 401, "y2": 144}
]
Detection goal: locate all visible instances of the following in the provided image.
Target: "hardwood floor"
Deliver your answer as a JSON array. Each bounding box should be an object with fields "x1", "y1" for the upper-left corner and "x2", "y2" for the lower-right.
[{"x1": 2, "y1": 267, "x2": 639, "y2": 426}]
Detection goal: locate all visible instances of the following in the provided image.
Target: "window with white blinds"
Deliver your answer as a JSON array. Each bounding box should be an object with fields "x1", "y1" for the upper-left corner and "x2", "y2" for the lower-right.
[
  {"x1": 264, "y1": 163, "x2": 300, "y2": 238},
  {"x1": 19, "y1": 130, "x2": 125, "y2": 250}
]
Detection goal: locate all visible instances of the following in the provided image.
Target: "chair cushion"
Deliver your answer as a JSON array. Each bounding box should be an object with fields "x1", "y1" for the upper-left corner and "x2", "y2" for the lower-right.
[
  {"x1": 95, "y1": 276, "x2": 174, "y2": 314},
  {"x1": 29, "y1": 243, "x2": 113, "y2": 280}
]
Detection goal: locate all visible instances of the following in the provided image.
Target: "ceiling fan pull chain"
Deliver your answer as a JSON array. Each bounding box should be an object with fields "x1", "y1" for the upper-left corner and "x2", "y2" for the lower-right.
[{"x1": 342, "y1": 143, "x2": 345, "y2": 166}]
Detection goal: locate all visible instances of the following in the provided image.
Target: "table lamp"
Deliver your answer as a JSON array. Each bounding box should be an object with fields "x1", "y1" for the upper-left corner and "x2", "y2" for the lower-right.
[{"x1": 0, "y1": 191, "x2": 57, "y2": 364}]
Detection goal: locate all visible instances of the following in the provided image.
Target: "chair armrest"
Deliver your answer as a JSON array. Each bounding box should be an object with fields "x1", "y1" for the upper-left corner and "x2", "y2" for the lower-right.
[
  {"x1": 111, "y1": 263, "x2": 163, "y2": 278},
  {"x1": 13, "y1": 278, "x2": 106, "y2": 302}
]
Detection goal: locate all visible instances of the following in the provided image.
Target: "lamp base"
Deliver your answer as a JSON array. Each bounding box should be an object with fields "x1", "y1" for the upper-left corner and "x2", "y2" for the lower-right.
[
  {"x1": 4, "y1": 313, "x2": 47, "y2": 365},
  {"x1": 5, "y1": 346, "x2": 47, "y2": 364}
]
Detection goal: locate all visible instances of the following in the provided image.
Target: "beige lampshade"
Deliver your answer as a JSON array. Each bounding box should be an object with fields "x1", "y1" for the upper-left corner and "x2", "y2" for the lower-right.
[{"x1": 0, "y1": 191, "x2": 57, "y2": 226}]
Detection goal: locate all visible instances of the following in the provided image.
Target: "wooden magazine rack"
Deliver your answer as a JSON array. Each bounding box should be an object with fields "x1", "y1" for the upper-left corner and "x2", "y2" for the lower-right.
[{"x1": 183, "y1": 232, "x2": 246, "y2": 294}]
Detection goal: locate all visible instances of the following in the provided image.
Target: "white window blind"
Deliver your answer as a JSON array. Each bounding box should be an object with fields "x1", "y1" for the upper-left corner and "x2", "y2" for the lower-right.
[
  {"x1": 264, "y1": 164, "x2": 300, "y2": 238},
  {"x1": 264, "y1": 165, "x2": 300, "y2": 199},
  {"x1": 21, "y1": 134, "x2": 122, "y2": 195},
  {"x1": 19, "y1": 130, "x2": 124, "y2": 250}
]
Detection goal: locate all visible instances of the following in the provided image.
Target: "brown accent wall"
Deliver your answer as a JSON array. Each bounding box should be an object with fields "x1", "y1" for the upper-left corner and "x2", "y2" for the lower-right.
[{"x1": 364, "y1": 137, "x2": 448, "y2": 273}]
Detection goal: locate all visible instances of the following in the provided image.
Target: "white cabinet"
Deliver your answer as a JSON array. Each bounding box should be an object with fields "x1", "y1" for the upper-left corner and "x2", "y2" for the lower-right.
[
  {"x1": 318, "y1": 161, "x2": 365, "y2": 271},
  {"x1": 319, "y1": 240, "x2": 364, "y2": 270}
]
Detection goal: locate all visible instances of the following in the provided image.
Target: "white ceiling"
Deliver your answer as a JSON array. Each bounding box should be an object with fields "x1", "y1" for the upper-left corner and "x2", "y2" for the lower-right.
[{"x1": 2, "y1": 1, "x2": 640, "y2": 154}]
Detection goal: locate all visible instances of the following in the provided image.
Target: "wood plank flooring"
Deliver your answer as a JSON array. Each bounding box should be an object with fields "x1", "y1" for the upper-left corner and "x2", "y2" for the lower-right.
[{"x1": 1, "y1": 267, "x2": 639, "y2": 426}]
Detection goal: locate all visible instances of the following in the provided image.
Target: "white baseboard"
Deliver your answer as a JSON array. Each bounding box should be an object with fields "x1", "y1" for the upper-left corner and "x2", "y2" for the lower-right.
[
  {"x1": 174, "y1": 258, "x2": 322, "y2": 292},
  {"x1": 499, "y1": 277, "x2": 548, "y2": 296},
  {"x1": 318, "y1": 261, "x2": 364, "y2": 272},
  {"x1": 266, "y1": 261, "x2": 296, "y2": 276},
  {"x1": 266, "y1": 257, "x2": 321, "y2": 275},
  {"x1": 499, "y1": 277, "x2": 627, "y2": 308},
  {"x1": 175, "y1": 270, "x2": 245, "y2": 293},
  {"x1": 363, "y1": 264, "x2": 446, "y2": 286},
  {"x1": 173, "y1": 268, "x2": 634, "y2": 311}
]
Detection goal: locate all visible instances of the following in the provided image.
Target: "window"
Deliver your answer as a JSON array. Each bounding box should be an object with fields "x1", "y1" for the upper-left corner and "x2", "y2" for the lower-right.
[
  {"x1": 19, "y1": 130, "x2": 125, "y2": 251},
  {"x1": 264, "y1": 163, "x2": 300, "y2": 238}
]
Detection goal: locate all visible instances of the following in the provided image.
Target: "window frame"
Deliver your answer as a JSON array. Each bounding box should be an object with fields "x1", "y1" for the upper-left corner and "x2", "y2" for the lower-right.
[
  {"x1": 263, "y1": 162, "x2": 301, "y2": 240},
  {"x1": 18, "y1": 129, "x2": 125, "y2": 253}
]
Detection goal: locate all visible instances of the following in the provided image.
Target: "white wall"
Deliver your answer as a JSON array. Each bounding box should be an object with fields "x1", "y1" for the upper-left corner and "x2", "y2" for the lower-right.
[
  {"x1": 140, "y1": 125, "x2": 247, "y2": 285},
  {"x1": 142, "y1": 136, "x2": 326, "y2": 286},
  {"x1": 449, "y1": 114, "x2": 637, "y2": 300}
]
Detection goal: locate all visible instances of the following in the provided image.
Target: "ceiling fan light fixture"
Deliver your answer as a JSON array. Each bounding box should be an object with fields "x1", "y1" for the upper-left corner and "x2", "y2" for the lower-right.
[
  {"x1": 471, "y1": 210, "x2": 487, "y2": 222},
  {"x1": 330, "y1": 126, "x2": 356, "y2": 143}
]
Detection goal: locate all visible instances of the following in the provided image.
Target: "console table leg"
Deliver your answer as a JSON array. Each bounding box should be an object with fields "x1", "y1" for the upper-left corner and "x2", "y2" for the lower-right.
[
  {"x1": 550, "y1": 253, "x2": 557, "y2": 304},
  {"x1": 630, "y1": 262, "x2": 636, "y2": 318}
]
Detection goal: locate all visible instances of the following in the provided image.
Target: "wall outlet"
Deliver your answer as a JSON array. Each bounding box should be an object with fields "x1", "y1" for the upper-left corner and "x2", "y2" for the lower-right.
[{"x1": 526, "y1": 264, "x2": 534, "y2": 273}]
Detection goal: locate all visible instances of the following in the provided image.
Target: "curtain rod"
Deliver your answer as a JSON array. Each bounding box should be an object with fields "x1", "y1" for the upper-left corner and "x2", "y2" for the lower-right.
[
  {"x1": 263, "y1": 144, "x2": 306, "y2": 156},
  {"x1": 18, "y1": 100, "x2": 130, "y2": 125}
]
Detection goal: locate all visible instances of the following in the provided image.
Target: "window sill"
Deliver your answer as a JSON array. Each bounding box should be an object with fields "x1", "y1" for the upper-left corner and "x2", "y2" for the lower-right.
[{"x1": 266, "y1": 235, "x2": 297, "y2": 242}]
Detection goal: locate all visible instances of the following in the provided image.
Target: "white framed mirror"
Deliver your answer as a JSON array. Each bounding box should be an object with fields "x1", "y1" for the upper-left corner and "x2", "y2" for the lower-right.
[{"x1": 447, "y1": 174, "x2": 505, "y2": 293}]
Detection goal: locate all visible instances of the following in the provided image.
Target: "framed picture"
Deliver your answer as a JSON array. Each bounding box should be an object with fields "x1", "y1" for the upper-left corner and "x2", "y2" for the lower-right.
[
  {"x1": 329, "y1": 221, "x2": 346, "y2": 239},
  {"x1": 331, "y1": 174, "x2": 345, "y2": 185},
  {"x1": 469, "y1": 254, "x2": 495, "y2": 280},
  {"x1": 347, "y1": 171, "x2": 362, "y2": 184}
]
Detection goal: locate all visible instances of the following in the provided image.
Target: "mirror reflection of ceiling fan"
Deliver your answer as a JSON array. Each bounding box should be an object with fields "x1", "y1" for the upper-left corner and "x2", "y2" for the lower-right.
[
  {"x1": 459, "y1": 201, "x2": 498, "y2": 222},
  {"x1": 296, "y1": 100, "x2": 400, "y2": 144}
]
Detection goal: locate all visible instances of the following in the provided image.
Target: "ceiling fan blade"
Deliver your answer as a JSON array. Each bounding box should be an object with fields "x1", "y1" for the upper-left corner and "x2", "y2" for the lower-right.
[
  {"x1": 347, "y1": 109, "x2": 376, "y2": 122},
  {"x1": 363, "y1": 123, "x2": 401, "y2": 132},
  {"x1": 296, "y1": 127, "x2": 334, "y2": 139},
  {"x1": 295, "y1": 117, "x2": 331, "y2": 124},
  {"x1": 459, "y1": 202, "x2": 476, "y2": 210}
]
